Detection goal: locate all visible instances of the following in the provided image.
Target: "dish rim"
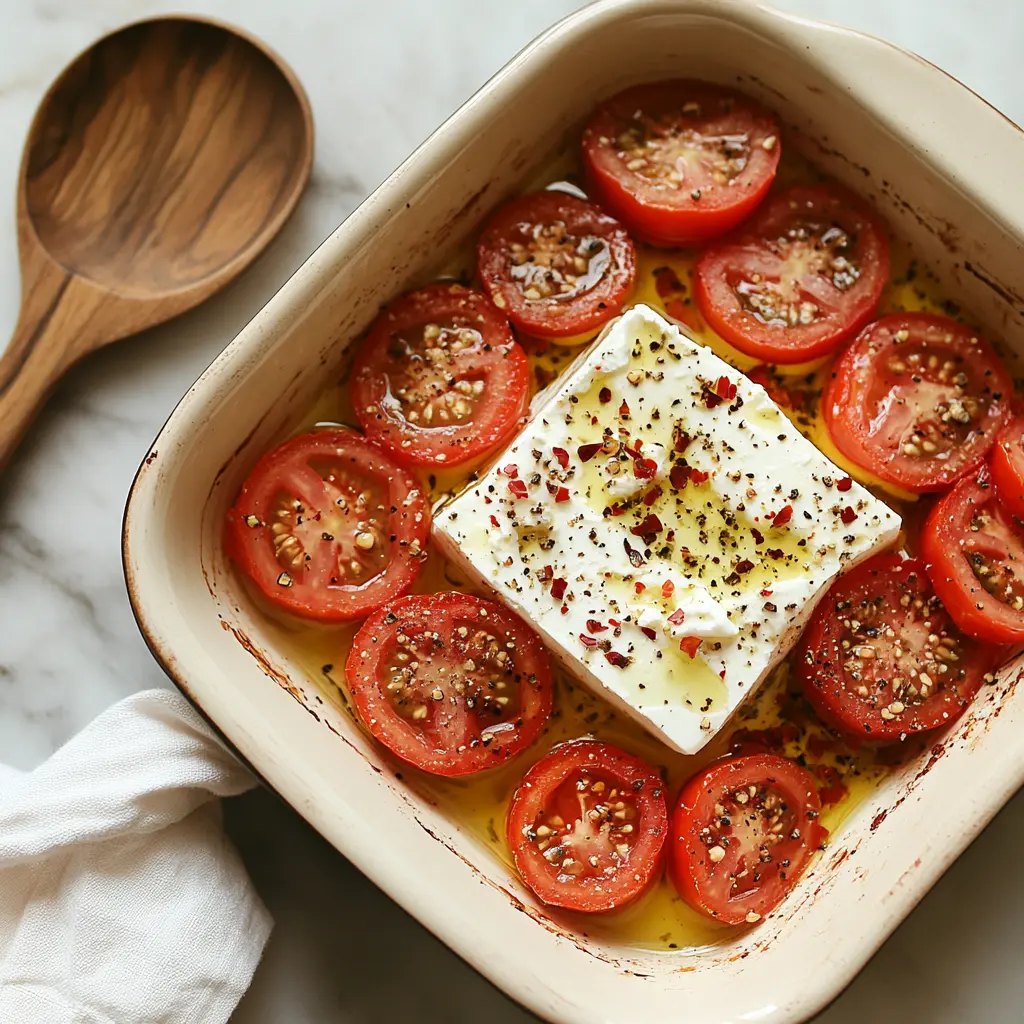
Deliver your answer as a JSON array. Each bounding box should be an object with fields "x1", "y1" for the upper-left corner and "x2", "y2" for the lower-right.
[{"x1": 122, "y1": 2, "x2": 1024, "y2": 1022}]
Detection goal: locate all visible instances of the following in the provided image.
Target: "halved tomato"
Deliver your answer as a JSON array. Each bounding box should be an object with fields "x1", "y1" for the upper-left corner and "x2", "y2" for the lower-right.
[
  {"x1": 695, "y1": 184, "x2": 889, "y2": 363},
  {"x1": 345, "y1": 592, "x2": 553, "y2": 776},
  {"x1": 476, "y1": 191, "x2": 636, "y2": 341},
  {"x1": 351, "y1": 284, "x2": 530, "y2": 468},
  {"x1": 797, "y1": 553, "x2": 995, "y2": 742},
  {"x1": 669, "y1": 754, "x2": 826, "y2": 926},
  {"x1": 823, "y1": 313, "x2": 1012, "y2": 492},
  {"x1": 225, "y1": 430, "x2": 430, "y2": 622},
  {"x1": 991, "y1": 416, "x2": 1024, "y2": 522},
  {"x1": 582, "y1": 80, "x2": 781, "y2": 247},
  {"x1": 922, "y1": 466, "x2": 1024, "y2": 645},
  {"x1": 507, "y1": 740, "x2": 667, "y2": 913}
]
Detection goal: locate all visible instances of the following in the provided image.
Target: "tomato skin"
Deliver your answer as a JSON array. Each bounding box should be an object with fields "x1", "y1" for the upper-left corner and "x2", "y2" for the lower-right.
[
  {"x1": 823, "y1": 313, "x2": 1012, "y2": 493},
  {"x1": 582, "y1": 80, "x2": 781, "y2": 247},
  {"x1": 345, "y1": 592, "x2": 553, "y2": 777},
  {"x1": 225, "y1": 429, "x2": 429, "y2": 623},
  {"x1": 507, "y1": 740, "x2": 668, "y2": 913},
  {"x1": 797, "y1": 553, "x2": 995, "y2": 742},
  {"x1": 991, "y1": 416, "x2": 1024, "y2": 523},
  {"x1": 669, "y1": 755, "x2": 825, "y2": 926},
  {"x1": 922, "y1": 467, "x2": 1024, "y2": 645},
  {"x1": 694, "y1": 184, "x2": 890, "y2": 363},
  {"x1": 351, "y1": 283, "x2": 530, "y2": 469},
  {"x1": 476, "y1": 191, "x2": 636, "y2": 341}
]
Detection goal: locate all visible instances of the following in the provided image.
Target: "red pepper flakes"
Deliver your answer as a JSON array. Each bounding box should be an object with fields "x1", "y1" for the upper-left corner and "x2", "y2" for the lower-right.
[
  {"x1": 608, "y1": 503, "x2": 627, "y2": 516},
  {"x1": 668, "y1": 608, "x2": 686, "y2": 625},
  {"x1": 840, "y1": 506, "x2": 858, "y2": 524},
  {"x1": 673, "y1": 428, "x2": 692, "y2": 453},
  {"x1": 836, "y1": 476, "x2": 853, "y2": 492},
  {"x1": 619, "y1": 400, "x2": 630, "y2": 419},
  {"x1": 508, "y1": 479, "x2": 528, "y2": 499},
  {"x1": 551, "y1": 578, "x2": 567, "y2": 600},
  {"x1": 814, "y1": 764, "x2": 848, "y2": 807},
  {"x1": 489, "y1": 514, "x2": 500, "y2": 529},
  {"x1": 751, "y1": 527, "x2": 765, "y2": 544},
  {"x1": 702, "y1": 375, "x2": 737, "y2": 409},
  {"x1": 587, "y1": 619, "x2": 607, "y2": 633},
  {"x1": 538, "y1": 565, "x2": 554, "y2": 582},
  {"x1": 635, "y1": 582, "x2": 646, "y2": 594},
  {"x1": 554, "y1": 486, "x2": 570, "y2": 503},
  {"x1": 580, "y1": 634, "x2": 599, "y2": 648},
  {"x1": 608, "y1": 618, "x2": 621, "y2": 627},
  {"x1": 772, "y1": 504, "x2": 794, "y2": 527},
  {"x1": 643, "y1": 486, "x2": 663, "y2": 506},
  {"x1": 633, "y1": 456, "x2": 658, "y2": 479},
  {"x1": 734, "y1": 559, "x2": 755, "y2": 575},
  {"x1": 624, "y1": 538, "x2": 645, "y2": 568},
  {"x1": 599, "y1": 387, "x2": 612, "y2": 404},
  {"x1": 662, "y1": 580, "x2": 675, "y2": 600},
  {"x1": 690, "y1": 468, "x2": 709, "y2": 484},
  {"x1": 669, "y1": 464, "x2": 689, "y2": 490},
  {"x1": 759, "y1": 588, "x2": 773, "y2": 597},
  {"x1": 605, "y1": 651, "x2": 630, "y2": 668},
  {"x1": 578, "y1": 442, "x2": 602, "y2": 463},
  {"x1": 501, "y1": 463, "x2": 519, "y2": 477},
  {"x1": 640, "y1": 626, "x2": 657, "y2": 640},
  {"x1": 679, "y1": 636, "x2": 702, "y2": 658},
  {"x1": 654, "y1": 266, "x2": 685, "y2": 298},
  {"x1": 552, "y1": 447, "x2": 569, "y2": 469},
  {"x1": 630, "y1": 513, "x2": 663, "y2": 538}
]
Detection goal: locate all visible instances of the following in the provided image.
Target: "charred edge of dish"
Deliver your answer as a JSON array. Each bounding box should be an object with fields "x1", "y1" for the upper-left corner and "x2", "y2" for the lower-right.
[
  {"x1": 219, "y1": 618, "x2": 386, "y2": 775},
  {"x1": 786, "y1": 123, "x2": 871, "y2": 178},
  {"x1": 963, "y1": 260, "x2": 1024, "y2": 311},
  {"x1": 411, "y1": 814, "x2": 619, "y2": 964}
]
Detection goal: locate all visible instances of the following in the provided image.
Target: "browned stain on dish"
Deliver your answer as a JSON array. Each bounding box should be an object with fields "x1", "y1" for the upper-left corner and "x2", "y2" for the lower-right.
[{"x1": 964, "y1": 260, "x2": 1024, "y2": 312}]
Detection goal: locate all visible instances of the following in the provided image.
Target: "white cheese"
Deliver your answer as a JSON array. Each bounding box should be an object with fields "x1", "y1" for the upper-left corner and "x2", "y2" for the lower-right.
[{"x1": 433, "y1": 305, "x2": 901, "y2": 754}]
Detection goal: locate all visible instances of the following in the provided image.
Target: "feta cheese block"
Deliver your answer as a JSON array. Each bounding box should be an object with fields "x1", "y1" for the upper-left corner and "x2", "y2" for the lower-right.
[{"x1": 432, "y1": 304, "x2": 901, "y2": 754}]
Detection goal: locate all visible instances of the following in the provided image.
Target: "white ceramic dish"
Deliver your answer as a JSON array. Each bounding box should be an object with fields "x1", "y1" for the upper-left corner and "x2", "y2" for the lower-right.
[{"x1": 123, "y1": 2, "x2": 1024, "y2": 1021}]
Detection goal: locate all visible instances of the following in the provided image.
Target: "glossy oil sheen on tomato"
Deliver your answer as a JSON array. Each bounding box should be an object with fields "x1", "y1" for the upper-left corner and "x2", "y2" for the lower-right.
[{"x1": 244, "y1": 144, "x2": 1011, "y2": 952}]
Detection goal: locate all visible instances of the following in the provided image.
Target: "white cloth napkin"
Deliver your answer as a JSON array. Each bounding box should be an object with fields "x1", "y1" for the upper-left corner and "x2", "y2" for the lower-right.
[{"x1": 0, "y1": 688, "x2": 272, "y2": 1024}]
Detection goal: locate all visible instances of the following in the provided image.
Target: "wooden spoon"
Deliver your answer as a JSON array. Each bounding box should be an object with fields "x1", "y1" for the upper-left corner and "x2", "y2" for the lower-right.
[{"x1": 0, "y1": 16, "x2": 313, "y2": 468}]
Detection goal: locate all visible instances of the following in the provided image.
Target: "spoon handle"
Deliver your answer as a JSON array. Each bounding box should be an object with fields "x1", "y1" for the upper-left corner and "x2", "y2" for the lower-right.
[{"x1": 0, "y1": 254, "x2": 106, "y2": 470}]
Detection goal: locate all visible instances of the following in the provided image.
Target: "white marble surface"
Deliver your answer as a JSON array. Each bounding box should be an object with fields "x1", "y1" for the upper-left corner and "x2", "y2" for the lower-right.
[{"x1": 1, "y1": 0, "x2": 1022, "y2": 1020}]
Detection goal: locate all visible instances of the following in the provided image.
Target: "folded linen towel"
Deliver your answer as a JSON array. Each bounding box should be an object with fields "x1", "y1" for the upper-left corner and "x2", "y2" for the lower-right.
[{"x1": 0, "y1": 688, "x2": 271, "y2": 1024}]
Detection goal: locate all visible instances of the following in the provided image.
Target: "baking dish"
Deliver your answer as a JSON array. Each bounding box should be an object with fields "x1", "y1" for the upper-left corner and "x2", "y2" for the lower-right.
[{"x1": 122, "y1": 2, "x2": 1024, "y2": 1021}]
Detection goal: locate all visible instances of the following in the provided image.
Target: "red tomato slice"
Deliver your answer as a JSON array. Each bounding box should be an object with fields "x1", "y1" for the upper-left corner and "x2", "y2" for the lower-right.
[
  {"x1": 345, "y1": 592, "x2": 553, "y2": 776},
  {"x1": 922, "y1": 466, "x2": 1024, "y2": 645},
  {"x1": 581, "y1": 80, "x2": 781, "y2": 247},
  {"x1": 225, "y1": 430, "x2": 429, "y2": 623},
  {"x1": 351, "y1": 284, "x2": 530, "y2": 468},
  {"x1": 797, "y1": 553, "x2": 996, "y2": 742},
  {"x1": 507, "y1": 740, "x2": 667, "y2": 913},
  {"x1": 991, "y1": 416, "x2": 1024, "y2": 523},
  {"x1": 476, "y1": 191, "x2": 636, "y2": 340},
  {"x1": 823, "y1": 313, "x2": 1013, "y2": 493},
  {"x1": 669, "y1": 754, "x2": 826, "y2": 926},
  {"x1": 695, "y1": 184, "x2": 889, "y2": 363}
]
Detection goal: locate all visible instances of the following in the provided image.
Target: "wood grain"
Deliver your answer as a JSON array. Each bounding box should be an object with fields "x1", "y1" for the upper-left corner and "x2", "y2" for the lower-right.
[{"x1": 0, "y1": 17, "x2": 313, "y2": 468}]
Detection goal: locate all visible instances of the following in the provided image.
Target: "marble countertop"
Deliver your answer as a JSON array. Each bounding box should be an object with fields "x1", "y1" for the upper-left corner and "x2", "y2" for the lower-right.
[{"x1": 2, "y1": 1, "x2": 1022, "y2": 1021}]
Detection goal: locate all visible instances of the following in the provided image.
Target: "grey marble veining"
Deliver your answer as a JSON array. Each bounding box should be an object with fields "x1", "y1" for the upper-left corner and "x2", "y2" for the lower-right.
[{"x1": 0, "y1": 1, "x2": 1021, "y2": 1021}]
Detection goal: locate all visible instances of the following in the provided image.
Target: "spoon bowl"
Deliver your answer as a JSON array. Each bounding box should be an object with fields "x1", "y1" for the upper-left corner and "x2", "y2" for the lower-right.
[{"x1": 0, "y1": 16, "x2": 313, "y2": 467}]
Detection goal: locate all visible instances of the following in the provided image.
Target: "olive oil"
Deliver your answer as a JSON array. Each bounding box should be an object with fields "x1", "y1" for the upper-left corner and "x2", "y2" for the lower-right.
[{"x1": 248, "y1": 146, "x2": 1002, "y2": 951}]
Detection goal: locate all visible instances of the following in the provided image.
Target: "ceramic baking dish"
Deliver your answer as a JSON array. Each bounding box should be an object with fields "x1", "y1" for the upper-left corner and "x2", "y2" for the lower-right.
[{"x1": 123, "y1": 2, "x2": 1024, "y2": 1021}]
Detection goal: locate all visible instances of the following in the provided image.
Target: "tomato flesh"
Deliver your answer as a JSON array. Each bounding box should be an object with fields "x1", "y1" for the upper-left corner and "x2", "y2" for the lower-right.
[
  {"x1": 797, "y1": 553, "x2": 995, "y2": 742},
  {"x1": 695, "y1": 184, "x2": 889, "y2": 363},
  {"x1": 476, "y1": 190, "x2": 636, "y2": 341},
  {"x1": 670, "y1": 754, "x2": 825, "y2": 925},
  {"x1": 582, "y1": 80, "x2": 781, "y2": 247},
  {"x1": 346, "y1": 592, "x2": 553, "y2": 776},
  {"x1": 922, "y1": 466, "x2": 1024, "y2": 645},
  {"x1": 507, "y1": 740, "x2": 667, "y2": 913},
  {"x1": 823, "y1": 313, "x2": 1012, "y2": 492},
  {"x1": 351, "y1": 284, "x2": 530, "y2": 468},
  {"x1": 991, "y1": 416, "x2": 1024, "y2": 523},
  {"x1": 225, "y1": 430, "x2": 429, "y2": 622}
]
